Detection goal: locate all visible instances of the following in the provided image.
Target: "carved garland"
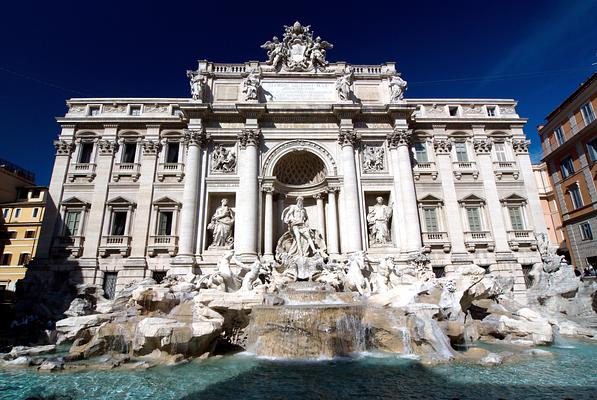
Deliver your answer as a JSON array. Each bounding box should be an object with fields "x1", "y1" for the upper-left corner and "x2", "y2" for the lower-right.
[
  {"x1": 97, "y1": 140, "x2": 119, "y2": 156},
  {"x1": 473, "y1": 139, "x2": 493, "y2": 154},
  {"x1": 512, "y1": 139, "x2": 530, "y2": 154},
  {"x1": 53, "y1": 140, "x2": 74, "y2": 156},
  {"x1": 142, "y1": 140, "x2": 162, "y2": 156},
  {"x1": 433, "y1": 138, "x2": 452, "y2": 154}
]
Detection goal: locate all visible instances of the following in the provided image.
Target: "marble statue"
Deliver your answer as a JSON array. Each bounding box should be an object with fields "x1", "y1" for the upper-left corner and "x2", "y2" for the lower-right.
[
  {"x1": 277, "y1": 197, "x2": 327, "y2": 259},
  {"x1": 537, "y1": 233, "x2": 567, "y2": 273},
  {"x1": 211, "y1": 145, "x2": 236, "y2": 173},
  {"x1": 307, "y1": 36, "x2": 333, "y2": 70},
  {"x1": 367, "y1": 197, "x2": 393, "y2": 246},
  {"x1": 261, "y1": 36, "x2": 286, "y2": 69},
  {"x1": 207, "y1": 199, "x2": 235, "y2": 249},
  {"x1": 389, "y1": 75, "x2": 407, "y2": 103},
  {"x1": 335, "y1": 66, "x2": 354, "y2": 101},
  {"x1": 197, "y1": 250, "x2": 241, "y2": 292},
  {"x1": 343, "y1": 251, "x2": 370, "y2": 295},
  {"x1": 240, "y1": 261, "x2": 264, "y2": 291},
  {"x1": 362, "y1": 146, "x2": 384, "y2": 173},
  {"x1": 187, "y1": 71, "x2": 206, "y2": 102},
  {"x1": 372, "y1": 256, "x2": 395, "y2": 293},
  {"x1": 242, "y1": 69, "x2": 261, "y2": 101}
]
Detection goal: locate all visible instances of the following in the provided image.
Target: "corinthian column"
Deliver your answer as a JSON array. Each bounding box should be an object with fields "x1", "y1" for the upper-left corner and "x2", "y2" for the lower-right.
[
  {"x1": 234, "y1": 128, "x2": 261, "y2": 260},
  {"x1": 338, "y1": 129, "x2": 363, "y2": 253},
  {"x1": 388, "y1": 128, "x2": 421, "y2": 252},
  {"x1": 172, "y1": 129, "x2": 206, "y2": 267}
]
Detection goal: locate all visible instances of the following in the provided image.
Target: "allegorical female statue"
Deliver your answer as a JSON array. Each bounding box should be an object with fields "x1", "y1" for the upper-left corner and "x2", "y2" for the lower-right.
[
  {"x1": 367, "y1": 197, "x2": 393, "y2": 246},
  {"x1": 207, "y1": 198, "x2": 235, "y2": 249}
]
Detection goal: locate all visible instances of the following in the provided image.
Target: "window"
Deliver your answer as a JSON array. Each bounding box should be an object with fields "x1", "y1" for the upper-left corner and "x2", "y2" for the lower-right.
[
  {"x1": 18, "y1": 189, "x2": 28, "y2": 200},
  {"x1": 569, "y1": 185, "x2": 583, "y2": 209},
  {"x1": 14, "y1": 209, "x2": 21, "y2": 218},
  {"x1": 2, "y1": 209, "x2": 8, "y2": 219},
  {"x1": 466, "y1": 207, "x2": 483, "y2": 232},
  {"x1": 157, "y1": 211, "x2": 173, "y2": 235},
  {"x1": 486, "y1": 106, "x2": 496, "y2": 117},
  {"x1": 32, "y1": 208, "x2": 39, "y2": 218},
  {"x1": 165, "y1": 143, "x2": 180, "y2": 163},
  {"x1": 65, "y1": 211, "x2": 81, "y2": 236},
  {"x1": 1, "y1": 254, "x2": 11, "y2": 265},
  {"x1": 8, "y1": 231, "x2": 17, "y2": 239},
  {"x1": 153, "y1": 271, "x2": 167, "y2": 284},
  {"x1": 414, "y1": 142, "x2": 428, "y2": 162},
  {"x1": 111, "y1": 211, "x2": 128, "y2": 236},
  {"x1": 448, "y1": 106, "x2": 459, "y2": 116},
  {"x1": 508, "y1": 206, "x2": 525, "y2": 230},
  {"x1": 129, "y1": 105, "x2": 141, "y2": 116},
  {"x1": 31, "y1": 189, "x2": 41, "y2": 198},
  {"x1": 580, "y1": 222, "x2": 593, "y2": 241},
  {"x1": 103, "y1": 272, "x2": 118, "y2": 300},
  {"x1": 423, "y1": 207, "x2": 439, "y2": 232},
  {"x1": 121, "y1": 143, "x2": 137, "y2": 163},
  {"x1": 586, "y1": 138, "x2": 597, "y2": 162},
  {"x1": 455, "y1": 142, "x2": 468, "y2": 162},
  {"x1": 89, "y1": 106, "x2": 100, "y2": 116},
  {"x1": 560, "y1": 157, "x2": 574, "y2": 178},
  {"x1": 569, "y1": 115, "x2": 578, "y2": 134},
  {"x1": 554, "y1": 126, "x2": 565, "y2": 145},
  {"x1": 78, "y1": 142, "x2": 94, "y2": 163},
  {"x1": 494, "y1": 142, "x2": 508, "y2": 162},
  {"x1": 580, "y1": 102, "x2": 595, "y2": 125},
  {"x1": 18, "y1": 253, "x2": 30, "y2": 265},
  {"x1": 25, "y1": 230, "x2": 35, "y2": 239}
]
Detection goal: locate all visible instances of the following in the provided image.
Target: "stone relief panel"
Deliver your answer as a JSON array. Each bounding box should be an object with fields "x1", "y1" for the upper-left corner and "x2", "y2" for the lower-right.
[
  {"x1": 362, "y1": 145, "x2": 385, "y2": 173},
  {"x1": 211, "y1": 144, "x2": 237, "y2": 174},
  {"x1": 143, "y1": 104, "x2": 169, "y2": 113},
  {"x1": 463, "y1": 105, "x2": 484, "y2": 116},
  {"x1": 103, "y1": 105, "x2": 127, "y2": 114}
]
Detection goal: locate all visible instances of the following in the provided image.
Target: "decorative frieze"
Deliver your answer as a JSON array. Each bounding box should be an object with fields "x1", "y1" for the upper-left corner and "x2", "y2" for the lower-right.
[
  {"x1": 53, "y1": 140, "x2": 74, "y2": 156},
  {"x1": 103, "y1": 105, "x2": 127, "y2": 113},
  {"x1": 463, "y1": 105, "x2": 484, "y2": 115},
  {"x1": 387, "y1": 129, "x2": 411, "y2": 148},
  {"x1": 337, "y1": 129, "x2": 360, "y2": 147},
  {"x1": 433, "y1": 138, "x2": 452, "y2": 154},
  {"x1": 144, "y1": 104, "x2": 169, "y2": 113},
  {"x1": 473, "y1": 139, "x2": 493, "y2": 154},
  {"x1": 97, "y1": 140, "x2": 119, "y2": 156},
  {"x1": 237, "y1": 128, "x2": 261, "y2": 148},
  {"x1": 512, "y1": 139, "x2": 530, "y2": 154},
  {"x1": 142, "y1": 140, "x2": 162, "y2": 156}
]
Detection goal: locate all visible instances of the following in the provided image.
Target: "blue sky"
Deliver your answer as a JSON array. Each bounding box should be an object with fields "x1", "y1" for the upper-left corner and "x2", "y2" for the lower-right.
[{"x1": 1, "y1": 0, "x2": 595, "y2": 185}]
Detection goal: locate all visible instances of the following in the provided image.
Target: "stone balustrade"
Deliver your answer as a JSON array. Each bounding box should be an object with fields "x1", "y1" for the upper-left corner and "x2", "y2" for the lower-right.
[
  {"x1": 413, "y1": 161, "x2": 438, "y2": 180},
  {"x1": 157, "y1": 162, "x2": 185, "y2": 182},
  {"x1": 464, "y1": 231, "x2": 495, "y2": 252},
  {"x1": 67, "y1": 163, "x2": 97, "y2": 182},
  {"x1": 452, "y1": 161, "x2": 479, "y2": 180},
  {"x1": 112, "y1": 163, "x2": 141, "y2": 182},
  {"x1": 147, "y1": 235, "x2": 179, "y2": 257},
  {"x1": 99, "y1": 235, "x2": 132, "y2": 257}
]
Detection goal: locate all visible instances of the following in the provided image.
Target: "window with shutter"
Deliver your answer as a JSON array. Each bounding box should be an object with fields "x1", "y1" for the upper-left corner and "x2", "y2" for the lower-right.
[
  {"x1": 466, "y1": 207, "x2": 482, "y2": 231},
  {"x1": 455, "y1": 142, "x2": 468, "y2": 162},
  {"x1": 423, "y1": 207, "x2": 439, "y2": 232},
  {"x1": 508, "y1": 206, "x2": 524, "y2": 230}
]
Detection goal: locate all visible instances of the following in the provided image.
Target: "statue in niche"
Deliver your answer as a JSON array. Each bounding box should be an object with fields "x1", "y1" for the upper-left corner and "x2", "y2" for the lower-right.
[
  {"x1": 242, "y1": 68, "x2": 261, "y2": 101},
  {"x1": 211, "y1": 145, "x2": 237, "y2": 173},
  {"x1": 276, "y1": 196, "x2": 327, "y2": 261},
  {"x1": 207, "y1": 198, "x2": 235, "y2": 249},
  {"x1": 362, "y1": 146, "x2": 384, "y2": 173},
  {"x1": 389, "y1": 75, "x2": 407, "y2": 103},
  {"x1": 187, "y1": 71, "x2": 206, "y2": 102},
  {"x1": 367, "y1": 197, "x2": 393, "y2": 246},
  {"x1": 335, "y1": 66, "x2": 354, "y2": 101}
]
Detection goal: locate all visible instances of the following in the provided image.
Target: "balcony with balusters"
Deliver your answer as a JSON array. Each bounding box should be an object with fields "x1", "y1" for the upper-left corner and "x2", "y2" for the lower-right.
[
  {"x1": 464, "y1": 231, "x2": 495, "y2": 252},
  {"x1": 157, "y1": 163, "x2": 185, "y2": 182},
  {"x1": 112, "y1": 163, "x2": 141, "y2": 182},
  {"x1": 147, "y1": 235, "x2": 179, "y2": 257},
  {"x1": 99, "y1": 235, "x2": 132, "y2": 257},
  {"x1": 52, "y1": 235, "x2": 85, "y2": 257},
  {"x1": 67, "y1": 163, "x2": 97, "y2": 182},
  {"x1": 452, "y1": 161, "x2": 479, "y2": 180},
  {"x1": 413, "y1": 161, "x2": 438, "y2": 181},
  {"x1": 421, "y1": 231, "x2": 451, "y2": 253},
  {"x1": 493, "y1": 161, "x2": 519, "y2": 180},
  {"x1": 507, "y1": 230, "x2": 537, "y2": 251}
]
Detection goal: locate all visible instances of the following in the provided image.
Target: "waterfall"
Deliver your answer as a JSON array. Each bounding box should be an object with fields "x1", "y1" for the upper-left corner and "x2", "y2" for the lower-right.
[
  {"x1": 399, "y1": 327, "x2": 412, "y2": 355},
  {"x1": 552, "y1": 325, "x2": 575, "y2": 349}
]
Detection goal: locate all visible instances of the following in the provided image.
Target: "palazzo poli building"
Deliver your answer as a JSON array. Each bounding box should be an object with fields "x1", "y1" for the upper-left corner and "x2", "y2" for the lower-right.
[{"x1": 35, "y1": 23, "x2": 546, "y2": 298}]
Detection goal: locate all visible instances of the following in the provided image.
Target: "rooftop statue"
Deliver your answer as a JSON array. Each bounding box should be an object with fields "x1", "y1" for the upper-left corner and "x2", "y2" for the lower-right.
[
  {"x1": 186, "y1": 70, "x2": 206, "y2": 102},
  {"x1": 242, "y1": 68, "x2": 261, "y2": 101},
  {"x1": 389, "y1": 75, "x2": 407, "y2": 103}
]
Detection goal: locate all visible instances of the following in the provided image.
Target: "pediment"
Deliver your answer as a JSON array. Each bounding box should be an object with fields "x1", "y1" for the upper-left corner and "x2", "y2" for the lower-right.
[
  {"x1": 106, "y1": 196, "x2": 135, "y2": 206},
  {"x1": 418, "y1": 194, "x2": 443, "y2": 204},
  {"x1": 61, "y1": 196, "x2": 90, "y2": 207},
  {"x1": 458, "y1": 194, "x2": 485, "y2": 204},
  {"x1": 152, "y1": 196, "x2": 181, "y2": 206},
  {"x1": 500, "y1": 193, "x2": 527, "y2": 204}
]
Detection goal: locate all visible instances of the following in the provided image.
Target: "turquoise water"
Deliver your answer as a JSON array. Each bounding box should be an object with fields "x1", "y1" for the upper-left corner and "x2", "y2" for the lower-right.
[{"x1": 1, "y1": 340, "x2": 596, "y2": 400}]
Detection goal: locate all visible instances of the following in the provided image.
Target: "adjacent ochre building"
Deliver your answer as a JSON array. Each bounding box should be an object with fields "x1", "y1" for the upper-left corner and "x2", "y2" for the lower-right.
[
  {"x1": 32, "y1": 23, "x2": 547, "y2": 300},
  {"x1": 539, "y1": 72, "x2": 597, "y2": 269}
]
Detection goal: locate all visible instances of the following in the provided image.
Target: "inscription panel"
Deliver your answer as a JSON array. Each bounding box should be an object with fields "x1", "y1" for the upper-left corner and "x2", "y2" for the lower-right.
[{"x1": 262, "y1": 81, "x2": 336, "y2": 102}]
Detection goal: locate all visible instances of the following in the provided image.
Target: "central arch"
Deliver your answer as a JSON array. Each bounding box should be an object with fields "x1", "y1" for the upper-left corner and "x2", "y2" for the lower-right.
[
  {"x1": 273, "y1": 150, "x2": 327, "y2": 186},
  {"x1": 262, "y1": 140, "x2": 337, "y2": 178}
]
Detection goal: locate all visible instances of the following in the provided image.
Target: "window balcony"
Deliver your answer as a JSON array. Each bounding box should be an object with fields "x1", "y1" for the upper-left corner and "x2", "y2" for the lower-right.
[
  {"x1": 507, "y1": 230, "x2": 537, "y2": 251},
  {"x1": 147, "y1": 235, "x2": 179, "y2": 256},
  {"x1": 422, "y1": 231, "x2": 451, "y2": 253},
  {"x1": 52, "y1": 235, "x2": 84, "y2": 257},
  {"x1": 157, "y1": 163, "x2": 185, "y2": 182},
  {"x1": 452, "y1": 161, "x2": 479, "y2": 180},
  {"x1": 67, "y1": 163, "x2": 97, "y2": 182},
  {"x1": 112, "y1": 163, "x2": 141, "y2": 182},
  {"x1": 493, "y1": 161, "x2": 519, "y2": 180},
  {"x1": 99, "y1": 235, "x2": 132, "y2": 257},
  {"x1": 413, "y1": 162, "x2": 438, "y2": 181},
  {"x1": 464, "y1": 231, "x2": 495, "y2": 252}
]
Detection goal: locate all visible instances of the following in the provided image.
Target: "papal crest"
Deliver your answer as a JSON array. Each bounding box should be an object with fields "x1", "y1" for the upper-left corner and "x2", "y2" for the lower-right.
[{"x1": 261, "y1": 21, "x2": 333, "y2": 72}]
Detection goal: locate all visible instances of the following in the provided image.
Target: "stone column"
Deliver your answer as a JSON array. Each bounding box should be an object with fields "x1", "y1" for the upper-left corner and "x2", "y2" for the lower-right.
[
  {"x1": 338, "y1": 129, "x2": 363, "y2": 253},
  {"x1": 263, "y1": 186, "x2": 274, "y2": 258},
  {"x1": 172, "y1": 129, "x2": 205, "y2": 267},
  {"x1": 326, "y1": 187, "x2": 340, "y2": 258},
  {"x1": 473, "y1": 134, "x2": 509, "y2": 254},
  {"x1": 388, "y1": 128, "x2": 422, "y2": 252},
  {"x1": 35, "y1": 128, "x2": 75, "y2": 259},
  {"x1": 234, "y1": 129, "x2": 261, "y2": 260},
  {"x1": 314, "y1": 193, "x2": 326, "y2": 239},
  {"x1": 126, "y1": 133, "x2": 161, "y2": 266},
  {"x1": 433, "y1": 133, "x2": 467, "y2": 257}
]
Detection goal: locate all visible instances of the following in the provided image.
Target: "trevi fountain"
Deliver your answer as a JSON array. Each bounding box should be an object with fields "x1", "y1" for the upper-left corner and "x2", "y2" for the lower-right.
[{"x1": 1, "y1": 22, "x2": 597, "y2": 400}]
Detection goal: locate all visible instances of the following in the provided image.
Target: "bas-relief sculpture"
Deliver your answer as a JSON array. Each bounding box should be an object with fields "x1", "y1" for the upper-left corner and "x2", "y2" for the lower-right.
[
  {"x1": 211, "y1": 145, "x2": 236, "y2": 173},
  {"x1": 362, "y1": 145, "x2": 385, "y2": 173},
  {"x1": 367, "y1": 197, "x2": 393, "y2": 246},
  {"x1": 207, "y1": 199, "x2": 235, "y2": 249}
]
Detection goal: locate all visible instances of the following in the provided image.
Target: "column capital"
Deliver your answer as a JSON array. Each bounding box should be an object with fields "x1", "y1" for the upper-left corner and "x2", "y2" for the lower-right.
[
  {"x1": 313, "y1": 192, "x2": 325, "y2": 199},
  {"x1": 261, "y1": 184, "x2": 274, "y2": 193},
  {"x1": 473, "y1": 138, "x2": 492, "y2": 155},
  {"x1": 433, "y1": 138, "x2": 452, "y2": 154},
  {"x1": 183, "y1": 129, "x2": 207, "y2": 147},
  {"x1": 97, "y1": 139, "x2": 119, "y2": 156},
  {"x1": 53, "y1": 140, "x2": 74, "y2": 156},
  {"x1": 387, "y1": 128, "x2": 412, "y2": 148},
  {"x1": 327, "y1": 185, "x2": 341, "y2": 193},
  {"x1": 142, "y1": 140, "x2": 162, "y2": 156},
  {"x1": 512, "y1": 139, "x2": 530, "y2": 154},
  {"x1": 237, "y1": 128, "x2": 261, "y2": 148},
  {"x1": 338, "y1": 128, "x2": 360, "y2": 147}
]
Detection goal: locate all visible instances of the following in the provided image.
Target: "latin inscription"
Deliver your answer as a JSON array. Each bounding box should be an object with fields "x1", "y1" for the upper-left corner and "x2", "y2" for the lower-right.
[{"x1": 261, "y1": 81, "x2": 335, "y2": 102}]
